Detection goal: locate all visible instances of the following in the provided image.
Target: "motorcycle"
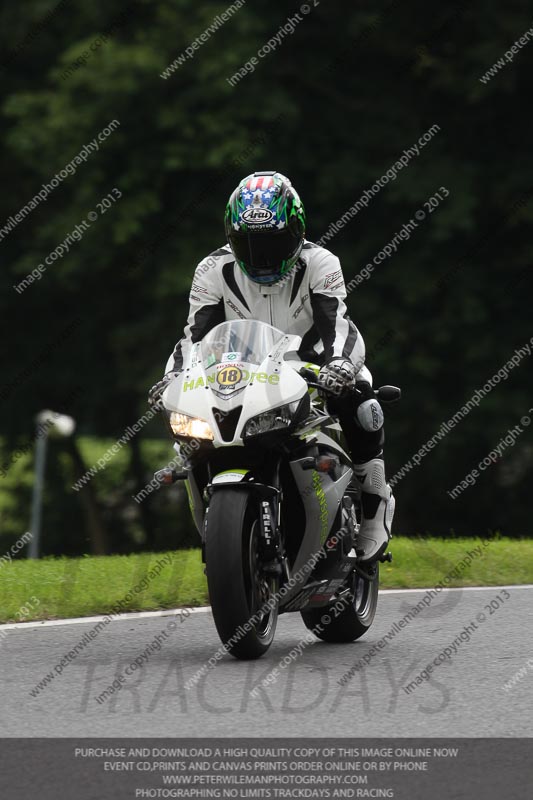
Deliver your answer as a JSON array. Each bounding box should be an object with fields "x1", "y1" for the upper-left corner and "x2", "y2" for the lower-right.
[{"x1": 158, "y1": 319, "x2": 400, "y2": 659}]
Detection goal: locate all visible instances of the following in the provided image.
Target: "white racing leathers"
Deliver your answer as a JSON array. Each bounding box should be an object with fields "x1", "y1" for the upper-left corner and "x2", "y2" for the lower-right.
[
  {"x1": 169, "y1": 241, "x2": 368, "y2": 378},
  {"x1": 166, "y1": 240, "x2": 393, "y2": 562}
]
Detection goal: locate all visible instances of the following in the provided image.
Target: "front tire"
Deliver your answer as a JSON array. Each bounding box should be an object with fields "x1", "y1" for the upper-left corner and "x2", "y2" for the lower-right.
[
  {"x1": 300, "y1": 563, "x2": 379, "y2": 642},
  {"x1": 205, "y1": 488, "x2": 278, "y2": 659}
]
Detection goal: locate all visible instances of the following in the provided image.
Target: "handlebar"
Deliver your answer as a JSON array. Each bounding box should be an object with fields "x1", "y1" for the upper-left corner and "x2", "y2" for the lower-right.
[
  {"x1": 375, "y1": 385, "x2": 401, "y2": 403},
  {"x1": 299, "y1": 368, "x2": 401, "y2": 403}
]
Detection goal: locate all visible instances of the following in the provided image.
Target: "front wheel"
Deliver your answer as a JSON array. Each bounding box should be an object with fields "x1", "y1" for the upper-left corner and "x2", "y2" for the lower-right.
[
  {"x1": 300, "y1": 563, "x2": 379, "y2": 642},
  {"x1": 205, "y1": 488, "x2": 278, "y2": 659}
]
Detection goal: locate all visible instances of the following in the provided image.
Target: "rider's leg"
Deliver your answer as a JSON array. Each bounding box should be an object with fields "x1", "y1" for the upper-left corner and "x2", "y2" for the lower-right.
[
  {"x1": 350, "y1": 439, "x2": 394, "y2": 564},
  {"x1": 330, "y1": 365, "x2": 395, "y2": 562}
]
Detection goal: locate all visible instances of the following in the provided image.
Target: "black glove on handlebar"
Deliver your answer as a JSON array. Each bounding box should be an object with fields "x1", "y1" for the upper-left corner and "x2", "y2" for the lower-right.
[
  {"x1": 317, "y1": 358, "x2": 357, "y2": 397},
  {"x1": 148, "y1": 371, "x2": 181, "y2": 408},
  {"x1": 353, "y1": 379, "x2": 374, "y2": 401}
]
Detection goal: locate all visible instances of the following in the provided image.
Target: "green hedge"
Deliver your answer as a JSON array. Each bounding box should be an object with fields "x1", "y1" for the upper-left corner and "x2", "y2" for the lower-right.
[{"x1": 0, "y1": 435, "x2": 199, "y2": 558}]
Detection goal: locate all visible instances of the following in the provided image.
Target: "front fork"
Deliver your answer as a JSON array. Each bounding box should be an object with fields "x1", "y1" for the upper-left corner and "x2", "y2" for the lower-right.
[
  {"x1": 201, "y1": 466, "x2": 286, "y2": 578},
  {"x1": 256, "y1": 460, "x2": 287, "y2": 578},
  {"x1": 257, "y1": 495, "x2": 286, "y2": 578}
]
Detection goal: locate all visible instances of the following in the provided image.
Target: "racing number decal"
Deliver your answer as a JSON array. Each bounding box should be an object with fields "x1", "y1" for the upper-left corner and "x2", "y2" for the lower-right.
[{"x1": 217, "y1": 367, "x2": 243, "y2": 387}]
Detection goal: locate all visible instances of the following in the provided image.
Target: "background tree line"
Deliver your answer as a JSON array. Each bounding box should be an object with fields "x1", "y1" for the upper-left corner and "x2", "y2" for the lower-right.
[{"x1": 0, "y1": 0, "x2": 531, "y2": 555}]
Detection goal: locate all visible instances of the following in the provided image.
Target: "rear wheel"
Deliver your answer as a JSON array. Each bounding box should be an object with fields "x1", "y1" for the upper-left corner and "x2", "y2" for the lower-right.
[
  {"x1": 300, "y1": 563, "x2": 379, "y2": 642},
  {"x1": 205, "y1": 488, "x2": 278, "y2": 659}
]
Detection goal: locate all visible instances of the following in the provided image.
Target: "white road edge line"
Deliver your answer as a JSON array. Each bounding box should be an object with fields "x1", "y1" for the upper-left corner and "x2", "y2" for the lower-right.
[
  {"x1": 379, "y1": 584, "x2": 533, "y2": 594},
  {"x1": 0, "y1": 606, "x2": 212, "y2": 631},
  {"x1": 2, "y1": 585, "x2": 533, "y2": 632}
]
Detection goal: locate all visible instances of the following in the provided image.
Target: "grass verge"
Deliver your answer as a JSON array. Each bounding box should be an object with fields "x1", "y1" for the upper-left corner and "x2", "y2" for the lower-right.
[{"x1": 0, "y1": 536, "x2": 531, "y2": 624}]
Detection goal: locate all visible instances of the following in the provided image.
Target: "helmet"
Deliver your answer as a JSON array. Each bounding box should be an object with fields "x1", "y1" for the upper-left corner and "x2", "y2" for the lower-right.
[{"x1": 224, "y1": 171, "x2": 306, "y2": 285}]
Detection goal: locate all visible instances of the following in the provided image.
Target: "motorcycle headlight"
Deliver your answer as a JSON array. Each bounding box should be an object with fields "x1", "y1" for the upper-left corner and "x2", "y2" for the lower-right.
[
  {"x1": 243, "y1": 401, "x2": 301, "y2": 440},
  {"x1": 169, "y1": 412, "x2": 214, "y2": 441}
]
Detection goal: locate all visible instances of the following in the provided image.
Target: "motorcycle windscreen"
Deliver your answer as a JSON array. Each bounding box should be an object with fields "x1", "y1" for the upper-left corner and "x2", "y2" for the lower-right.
[{"x1": 200, "y1": 320, "x2": 285, "y2": 401}]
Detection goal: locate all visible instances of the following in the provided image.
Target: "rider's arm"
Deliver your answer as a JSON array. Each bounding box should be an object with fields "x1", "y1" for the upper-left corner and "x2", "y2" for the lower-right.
[
  {"x1": 170, "y1": 260, "x2": 225, "y2": 371},
  {"x1": 309, "y1": 249, "x2": 365, "y2": 370}
]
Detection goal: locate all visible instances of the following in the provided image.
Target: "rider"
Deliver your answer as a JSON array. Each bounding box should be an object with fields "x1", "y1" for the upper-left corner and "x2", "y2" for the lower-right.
[{"x1": 149, "y1": 171, "x2": 394, "y2": 563}]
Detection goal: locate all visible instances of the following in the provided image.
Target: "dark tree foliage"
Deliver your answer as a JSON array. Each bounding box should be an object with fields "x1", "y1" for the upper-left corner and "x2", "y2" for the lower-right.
[{"x1": 0, "y1": 0, "x2": 531, "y2": 552}]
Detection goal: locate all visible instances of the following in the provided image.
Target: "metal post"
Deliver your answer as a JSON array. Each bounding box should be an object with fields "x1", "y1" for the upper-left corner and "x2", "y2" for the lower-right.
[
  {"x1": 27, "y1": 410, "x2": 75, "y2": 559},
  {"x1": 28, "y1": 431, "x2": 48, "y2": 559}
]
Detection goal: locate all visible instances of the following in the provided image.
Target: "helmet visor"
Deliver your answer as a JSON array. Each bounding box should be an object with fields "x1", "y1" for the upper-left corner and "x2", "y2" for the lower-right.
[{"x1": 229, "y1": 228, "x2": 301, "y2": 277}]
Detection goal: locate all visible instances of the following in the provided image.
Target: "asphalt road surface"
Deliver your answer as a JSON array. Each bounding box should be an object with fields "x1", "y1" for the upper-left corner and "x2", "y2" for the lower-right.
[{"x1": 1, "y1": 586, "x2": 532, "y2": 737}]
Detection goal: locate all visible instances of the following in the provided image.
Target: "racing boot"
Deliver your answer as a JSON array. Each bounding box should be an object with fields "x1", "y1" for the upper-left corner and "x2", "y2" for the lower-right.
[{"x1": 353, "y1": 458, "x2": 394, "y2": 563}]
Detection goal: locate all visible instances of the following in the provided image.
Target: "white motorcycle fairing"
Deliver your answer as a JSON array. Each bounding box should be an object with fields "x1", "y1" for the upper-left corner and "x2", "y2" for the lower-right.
[
  {"x1": 162, "y1": 325, "x2": 305, "y2": 446},
  {"x1": 161, "y1": 319, "x2": 363, "y2": 610}
]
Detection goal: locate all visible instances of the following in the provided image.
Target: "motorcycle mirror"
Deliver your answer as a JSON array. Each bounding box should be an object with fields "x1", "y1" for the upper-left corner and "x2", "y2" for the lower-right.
[{"x1": 375, "y1": 385, "x2": 401, "y2": 403}]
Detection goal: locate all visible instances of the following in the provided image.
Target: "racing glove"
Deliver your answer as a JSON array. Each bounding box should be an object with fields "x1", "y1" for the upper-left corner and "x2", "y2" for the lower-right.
[
  {"x1": 317, "y1": 358, "x2": 357, "y2": 397},
  {"x1": 148, "y1": 371, "x2": 181, "y2": 408}
]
